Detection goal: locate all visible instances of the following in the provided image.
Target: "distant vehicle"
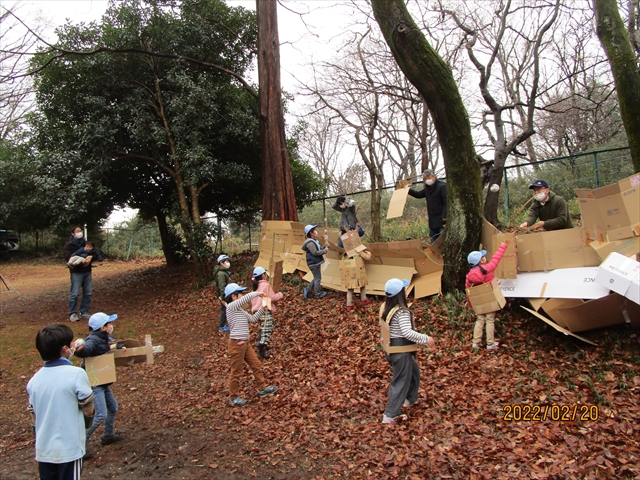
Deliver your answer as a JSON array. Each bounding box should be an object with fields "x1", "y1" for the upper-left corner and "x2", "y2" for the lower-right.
[{"x1": 0, "y1": 230, "x2": 19, "y2": 251}]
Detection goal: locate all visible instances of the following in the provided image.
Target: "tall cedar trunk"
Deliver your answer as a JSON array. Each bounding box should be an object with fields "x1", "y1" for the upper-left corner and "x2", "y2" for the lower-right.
[
  {"x1": 372, "y1": 0, "x2": 484, "y2": 293},
  {"x1": 594, "y1": 0, "x2": 640, "y2": 172},
  {"x1": 256, "y1": 0, "x2": 299, "y2": 220}
]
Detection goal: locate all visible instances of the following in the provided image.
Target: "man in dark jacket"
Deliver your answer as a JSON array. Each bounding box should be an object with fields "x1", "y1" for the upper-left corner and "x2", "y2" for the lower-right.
[
  {"x1": 408, "y1": 169, "x2": 447, "y2": 242},
  {"x1": 519, "y1": 179, "x2": 574, "y2": 231},
  {"x1": 63, "y1": 226, "x2": 101, "y2": 322}
]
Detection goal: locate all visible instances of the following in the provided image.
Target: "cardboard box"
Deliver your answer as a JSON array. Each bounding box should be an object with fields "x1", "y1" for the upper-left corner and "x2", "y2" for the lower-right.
[
  {"x1": 379, "y1": 318, "x2": 419, "y2": 354},
  {"x1": 575, "y1": 188, "x2": 607, "y2": 241},
  {"x1": 481, "y1": 219, "x2": 517, "y2": 279},
  {"x1": 466, "y1": 278, "x2": 506, "y2": 314},
  {"x1": 113, "y1": 335, "x2": 163, "y2": 367},
  {"x1": 589, "y1": 237, "x2": 640, "y2": 261},
  {"x1": 499, "y1": 267, "x2": 610, "y2": 299},
  {"x1": 387, "y1": 186, "x2": 411, "y2": 219},
  {"x1": 340, "y1": 229, "x2": 367, "y2": 257},
  {"x1": 339, "y1": 256, "x2": 368, "y2": 289},
  {"x1": 85, "y1": 353, "x2": 116, "y2": 387},
  {"x1": 595, "y1": 252, "x2": 640, "y2": 304},
  {"x1": 410, "y1": 272, "x2": 442, "y2": 299},
  {"x1": 521, "y1": 306, "x2": 597, "y2": 345},
  {"x1": 515, "y1": 228, "x2": 600, "y2": 272}
]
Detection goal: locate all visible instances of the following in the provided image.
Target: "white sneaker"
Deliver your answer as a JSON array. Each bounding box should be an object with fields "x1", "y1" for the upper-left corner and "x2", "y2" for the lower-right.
[
  {"x1": 403, "y1": 399, "x2": 418, "y2": 407},
  {"x1": 382, "y1": 414, "x2": 408, "y2": 424},
  {"x1": 487, "y1": 342, "x2": 499, "y2": 351},
  {"x1": 472, "y1": 343, "x2": 481, "y2": 349},
  {"x1": 81, "y1": 313, "x2": 91, "y2": 319},
  {"x1": 69, "y1": 313, "x2": 80, "y2": 322}
]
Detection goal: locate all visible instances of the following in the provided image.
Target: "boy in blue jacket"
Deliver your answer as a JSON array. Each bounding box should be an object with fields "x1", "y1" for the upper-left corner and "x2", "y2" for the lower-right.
[
  {"x1": 74, "y1": 312, "x2": 125, "y2": 458},
  {"x1": 68, "y1": 240, "x2": 104, "y2": 266},
  {"x1": 301, "y1": 224, "x2": 329, "y2": 299}
]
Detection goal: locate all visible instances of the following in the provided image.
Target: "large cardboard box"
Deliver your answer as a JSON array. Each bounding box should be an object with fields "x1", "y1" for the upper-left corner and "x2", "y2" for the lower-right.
[
  {"x1": 589, "y1": 237, "x2": 640, "y2": 261},
  {"x1": 340, "y1": 229, "x2": 367, "y2": 257},
  {"x1": 595, "y1": 252, "x2": 640, "y2": 304},
  {"x1": 499, "y1": 267, "x2": 610, "y2": 299},
  {"x1": 85, "y1": 353, "x2": 116, "y2": 387},
  {"x1": 516, "y1": 228, "x2": 600, "y2": 272},
  {"x1": 481, "y1": 219, "x2": 517, "y2": 279},
  {"x1": 466, "y1": 278, "x2": 506, "y2": 314},
  {"x1": 339, "y1": 256, "x2": 367, "y2": 289},
  {"x1": 575, "y1": 189, "x2": 607, "y2": 241}
]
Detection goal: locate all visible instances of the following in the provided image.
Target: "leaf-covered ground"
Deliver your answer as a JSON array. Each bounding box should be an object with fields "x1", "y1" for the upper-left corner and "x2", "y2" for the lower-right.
[{"x1": 1, "y1": 254, "x2": 639, "y2": 479}]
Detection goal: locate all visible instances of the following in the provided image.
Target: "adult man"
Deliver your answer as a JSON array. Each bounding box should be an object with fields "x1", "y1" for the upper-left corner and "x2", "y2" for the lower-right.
[
  {"x1": 519, "y1": 179, "x2": 573, "y2": 231},
  {"x1": 63, "y1": 226, "x2": 101, "y2": 321},
  {"x1": 408, "y1": 169, "x2": 447, "y2": 242}
]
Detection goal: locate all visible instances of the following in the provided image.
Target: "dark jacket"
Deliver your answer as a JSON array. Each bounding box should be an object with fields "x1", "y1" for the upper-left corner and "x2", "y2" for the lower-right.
[
  {"x1": 524, "y1": 191, "x2": 573, "y2": 231},
  {"x1": 332, "y1": 198, "x2": 358, "y2": 232},
  {"x1": 212, "y1": 264, "x2": 231, "y2": 299},
  {"x1": 71, "y1": 247, "x2": 104, "y2": 262},
  {"x1": 302, "y1": 238, "x2": 327, "y2": 267},
  {"x1": 408, "y1": 179, "x2": 447, "y2": 231},
  {"x1": 63, "y1": 236, "x2": 92, "y2": 274}
]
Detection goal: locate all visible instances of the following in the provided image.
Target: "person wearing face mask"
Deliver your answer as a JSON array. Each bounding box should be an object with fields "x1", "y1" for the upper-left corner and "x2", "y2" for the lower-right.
[
  {"x1": 518, "y1": 179, "x2": 573, "y2": 231},
  {"x1": 63, "y1": 226, "x2": 101, "y2": 322},
  {"x1": 74, "y1": 313, "x2": 126, "y2": 458},
  {"x1": 408, "y1": 169, "x2": 447, "y2": 243},
  {"x1": 213, "y1": 255, "x2": 232, "y2": 332},
  {"x1": 332, "y1": 195, "x2": 364, "y2": 248}
]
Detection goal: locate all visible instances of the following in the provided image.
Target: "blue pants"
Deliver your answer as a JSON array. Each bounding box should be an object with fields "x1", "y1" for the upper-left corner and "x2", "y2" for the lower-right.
[
  {"x1": 219, "y1": 303, "x2": 227, "y2": 329},
  {"x1": 86, "y1": 384, "x2": 118, "y2": 441},
  {"x1": 69, "y1": 271, "x2": 92, "y2": 316},
  {"x1": 309, "y1": 264, "x2": 323, "y2": 297}
]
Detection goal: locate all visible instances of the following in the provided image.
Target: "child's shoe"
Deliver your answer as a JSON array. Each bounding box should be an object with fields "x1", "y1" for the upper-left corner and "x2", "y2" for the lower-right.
[
  {"x1": 402, "y1": 399, "x2": 418, "y2": 407},
  {"x1": 360, "y1": 299, "x2": 372, "y2": 306},
  {"x1": 472, "y1": 343, "x2": 482, "y2": 349},
  {"x1": 315, "y1": 292, "x2": 327, "y2": 298},
  {"x1": 229, "y1": 397, "x2": 248, "y2": 406},
  {"x1": 486, "y1": 342, "x2": 500, "y2": 351},
  {"x1": 382, "y1": 414, "x2": 408, "y2": 424},
  {"x1": 257, "y1": 344, "x2": 266, "y2": 359},
  {"x1": 219, "y1": 325, "x2": 230, "y2": 333},
  {"x1": 258, "y1": 385, "x2": 279, "y2": 397},
  {"x1": 69, "y1": 313, "x2": 80, "y2": 322},
  {"x1": 346, "y1": 305, "x2": 355, "y2": 311}
]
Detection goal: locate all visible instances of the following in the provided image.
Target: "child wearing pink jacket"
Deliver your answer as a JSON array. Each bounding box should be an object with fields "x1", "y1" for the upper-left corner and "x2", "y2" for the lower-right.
[
  {"x1": 251, "y1": 266, "x2": 284, "y2": 359},
  {"x1": 465, "y1": 241, "x2": 510, "y2": 351}
]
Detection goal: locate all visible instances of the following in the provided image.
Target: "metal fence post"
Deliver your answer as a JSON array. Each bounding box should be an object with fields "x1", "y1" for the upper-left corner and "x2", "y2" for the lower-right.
[{"x1": 594, "y1": 152, "x2": 600, "y2": 188}]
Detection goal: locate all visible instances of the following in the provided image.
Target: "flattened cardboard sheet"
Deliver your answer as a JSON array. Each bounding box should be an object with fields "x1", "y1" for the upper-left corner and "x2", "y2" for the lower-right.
[
  {"x1": 411, "y1": 272, "x2": 442, "y2": 299},
  {"x1": 85, "y1": 353, "x2": 116, "y2": 386},
  {"x1": 387, "y1": 186, "x2": 411, "y2": 219},
  {"x1": 521, "y1": 306, "x2": 597, "y2": 345},
  {"x1": 481, "y1": 219, "x2": 517, "y2": 279},
  {"x1": 555, "y1": 293, "x2": 640, "y2": 332},
  {"x1": 499, "y1": 267, "x2": 610, "y2": 299}
]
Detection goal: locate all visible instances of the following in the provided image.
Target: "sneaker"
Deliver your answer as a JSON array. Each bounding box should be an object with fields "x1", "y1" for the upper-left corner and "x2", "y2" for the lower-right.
[
  {"x1": 101, "y1": 434, "x2": 123, "y2": 446},
  {"x1": 315, "y1": 292, "x2": 327, "y2": 299},
  {"x1": 257, "y1": 344, "x2": 266, "y2": 359},
  {"x1": 258, "y1": 385, "x2": 279, "y2": 397},
  {"x1": 229, "y1": 397, "x2": 248, "y2": 406},
  {"x1": 69, "y1": 313, "x2": 80, "y2": 322},
  {"x1": 472, "y1": 343, "x2": 481, "y2": 349},
  {"x1": 360, "y1": 299, "x2": 372, "y2": 306},
  {"x1": 346, "y1": 305, "x2": 355, "y2": 311},
  {"x1": 81, "y1": 312, "x2": 91, "y2": 319},
  {"x1": 382, "y1": 414, "x2": 408, "y2": 424},
  {"x1": 403, "y1": 399, "x2": 418, "y2": 407},
  {"x1": 218, "y1": 326, "x2": 230, "y2": 333},
  {"x1": 487, "y1": 342, "x2": 500, "y2": 351},
  {"x1": 303, "y1": 288, "x2": 308, "y2": 299}
]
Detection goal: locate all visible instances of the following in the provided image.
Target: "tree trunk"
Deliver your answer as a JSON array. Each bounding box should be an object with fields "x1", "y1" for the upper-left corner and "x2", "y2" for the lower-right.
[
  {"x1": 594, "y1": 0, "x2": 640, "y2": 172},
  {"x1": 155, "y1": 211, "x2": 180, "y2": 268},
  {"x1": 483, "y1": 149, "x2": 508, "y2": 226},
  {"x1": 372, "y1": 0, "x2": 484, "y2": 293},
  {"x1": 256, "y1": 0, "x2": 299, "y2": 220},
  {"x1": 369, "y1": 170, "x2": 384, "y2": 242}
]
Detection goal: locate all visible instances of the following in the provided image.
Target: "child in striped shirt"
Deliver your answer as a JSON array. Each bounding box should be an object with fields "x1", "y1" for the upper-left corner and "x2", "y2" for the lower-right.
[
  {"x1": 224, "y1": 283, "x2": 279, "y2": 406},
  {"x1": 380, "y1": 278, "x2": 435, "y2": 424}
]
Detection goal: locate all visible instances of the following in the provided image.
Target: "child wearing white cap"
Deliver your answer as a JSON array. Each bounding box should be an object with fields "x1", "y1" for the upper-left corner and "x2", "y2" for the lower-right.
[
  {"x1": 465, "y1": 241, "x2": 510, "y2": 350},
  {"x1": 213, "y1": 254, "x2": 232, "y2": 332},
  {"x1": 301, "y1": 225, "x2": 329, "y2": 299},
  {"x1": 224, "y1": 283, "x2": 279, "y2": 406},
  {"x1": 73, "y1": 312, "x2": 125, "y2": 457},
  {"x1": 379, "y1": 278, "x2": 435, "y2": 424},
  {"x1": 251, "y1": 266, "x2": 284, "y2": 358}
]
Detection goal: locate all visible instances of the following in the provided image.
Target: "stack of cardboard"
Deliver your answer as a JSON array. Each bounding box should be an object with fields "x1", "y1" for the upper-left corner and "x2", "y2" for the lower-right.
[{"x1": 254, "y1": 221, "x2": 308, "y2": 275}]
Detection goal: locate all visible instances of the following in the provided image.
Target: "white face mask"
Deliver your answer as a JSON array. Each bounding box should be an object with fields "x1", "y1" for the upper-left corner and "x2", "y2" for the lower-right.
[
  {"x1": 425, "y1": 179, "x2": 435, "y2": 186},
  {"x1": 74, "y1": 232, "x2": 83, "y2": 239},
  {"x1": 223, "y1": 261, "x2": 230, "y2": 268},
  {"x1": 534, "y1": 192, "x2": 547, "y2": 202}
]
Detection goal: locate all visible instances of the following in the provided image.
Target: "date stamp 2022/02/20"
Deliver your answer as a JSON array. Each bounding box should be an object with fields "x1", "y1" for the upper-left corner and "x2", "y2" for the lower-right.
[{"x1": 503, "y1": 404, "x2": 599, "y2": 422}]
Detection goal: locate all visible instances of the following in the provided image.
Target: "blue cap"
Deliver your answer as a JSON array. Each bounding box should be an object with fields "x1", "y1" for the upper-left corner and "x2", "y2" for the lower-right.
[
  {"x1": 217, "y1": 254, "x2": 229, "y2": 263},
  {"x1": 224, "y1": 283, "x2": 247, "y2": 298},
  {"x1": 253, "y1": 266, "x2": 267, "y2": 277},
  {"x1": 529, "y1": 179, "x2": 549, "y2": 189},
  {"x1": 88, "y1": 312, "x2": 117, "y2": 331},
  {"x1": 467, "y1": 250, "x2": 487, "y2": 265},
  {"x1": 304, "y1": 224, "x2": 317, "y2": 236},
  {"x1": 384, "y1": 278, "x2": 410, "y2": 297}
]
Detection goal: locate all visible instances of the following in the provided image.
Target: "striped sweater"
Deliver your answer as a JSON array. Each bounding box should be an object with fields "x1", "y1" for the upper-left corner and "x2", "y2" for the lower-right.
[
  {"x1": 227, "y1": 291, "x2": 264, "y2": 340},
  {"x1": 389, "y1": 308, "x2": 431, "y2": 344}
]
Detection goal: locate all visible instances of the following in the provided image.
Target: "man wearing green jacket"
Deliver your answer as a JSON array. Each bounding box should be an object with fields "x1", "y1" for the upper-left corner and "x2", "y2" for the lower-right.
[{"x1": 519, "y1": 179, "x2": 574, "y2": 231}]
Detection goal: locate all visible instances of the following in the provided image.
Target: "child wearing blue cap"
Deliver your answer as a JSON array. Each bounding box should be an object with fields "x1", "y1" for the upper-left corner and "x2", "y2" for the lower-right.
[
  {"x1": 224, "y1": 283, "x2": 279, "y2": 406},
  {"x1": 379, "y1": 278, "x2": 435, "y2": 424},
  {"x1": 301, "y1": 224, "x2": 329, "y2": 299},
  {"x1": 213, "y1": 254, "x2": 231, "y2": 332},
  {"x1": 251, "y1": 266, "x2": 284, "y2": 359},
  {"x1": 73, "y1": 312, "x2": 125, "y2": 457},
  {"x1": 465, "y1": 241, "x2": 510, "y2": 350}
]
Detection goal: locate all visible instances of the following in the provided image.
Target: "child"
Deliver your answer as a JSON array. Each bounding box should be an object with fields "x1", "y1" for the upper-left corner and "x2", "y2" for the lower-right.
[
  {"x1": 333, "y1": 195, "x2": 364, "y2": 248},
  {"x1": 466, "y1": 241, "x2": 509, "y2": 351},
  {"x1": 345, "y1": 249, "x2": 372, "y2": 311},
  {"x1": 250, "y1": 266, "x2": 284, "y2": 358},
  {"x1": 68, "y1": 240, "x2": 104, "y2": 266},
  {"x1": 213, "y1": 254, "x2": 231, "y2": 332},
  {"x1": 380, "y1": 278, "x2": 435, "y2": 424},
  {"x1": 27, "y1": 324, "x2": 95, "y2": 479},
  {"x1": 225, "y1": 283, "x2": 279, "y2": 406},
  {"x1": 73, "y1": 312, "x2": 125, "y2": 457},
  {"x1": 301, "y1": 224, "x2": 329, "y2": 299}
]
